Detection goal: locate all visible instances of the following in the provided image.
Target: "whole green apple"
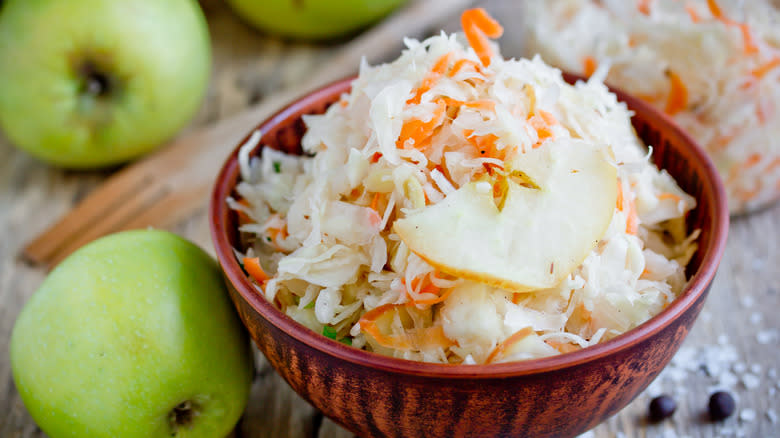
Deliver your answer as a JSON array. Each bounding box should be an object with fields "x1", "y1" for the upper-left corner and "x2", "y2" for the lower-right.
[
  {"x1": 226, "y1": 0, "x2": 407, "y2": 40},
  {"x1": 0, "y1": 0, "x2": 211, "y2": 168},
  {"x1": 10, "y1": 230, "x2": 254, "y2": 438}
]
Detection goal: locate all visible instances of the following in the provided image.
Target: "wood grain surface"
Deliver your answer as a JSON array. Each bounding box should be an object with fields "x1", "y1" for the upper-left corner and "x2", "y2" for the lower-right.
[{"x1": 1, "y1": 1, "x2": 777, "y2": 437}]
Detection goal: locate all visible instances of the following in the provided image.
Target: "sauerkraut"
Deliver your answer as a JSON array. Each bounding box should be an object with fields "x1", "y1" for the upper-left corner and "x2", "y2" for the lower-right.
[
  {"x1": 521, "y1": 0, "x2": 779, "y2": 214},
  {"x1": 230, "y1": 9, "x2": 699, "y2": 364}
]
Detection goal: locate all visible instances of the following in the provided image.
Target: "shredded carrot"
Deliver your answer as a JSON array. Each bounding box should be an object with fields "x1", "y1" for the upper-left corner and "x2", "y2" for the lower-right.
[
  {"x1": 243, "y1": 257, "x2": 269, "y2": 284},
  {"x1": 617, "y1": 180, "x2": 638, "y2": 234},
  {"x1": 463, "y1": 100, "x2": 496, "y2": 111},
  {"x1": 706, "y1": 0, "x2": 730, "y2": 22},
  {"x1": 414, "y1": 287, "x2": 455, "y2": 306},
  {"x1": 461, "y1": 8, "x2": 504, "y2": 67},
  {"x1": 538, "y1": 110, "x2": 558, "y2": 126},
  {"x1": 582, "y1": 56, "x2": 598, "y2": 77},
  {"x1": 512, "y1": 292, "x2": 524, "y2": 305},
  {"x1": 485, "y1": 327, "x2": 534, "y2": 364},
  {"x1": 407, "y1": 52, "x2": 455, "y2": 105},
  {"x1": 664, "y1": 70, "x2": 688, "y2": 116},
  {"x1": 626, "y1": 197, "x2": 639, "y2": 235},
  {"x1": 370, "y1": 192, "x2": 381, "y2": 212},
  {"x1": 637, "y1": 0, "x2": 653, "y2": 16},
  {"x1": 397, "y1": 99, "x2": 446, "y2": 149},
  {"x1": 767, "y1": 157, "x2": 780, "y2": 173},
  {"x1": 545, "y1": 340, "x2": 582, "y2": 354},
  {"x1": 658, "y1": 192, "x2": 682, "y2": 202},
  {"x1": 359, "y1": 304, "x2": 453, "y2": 350},
  {"x1": 685, "y1": 3, "x2": 701, "y2": 22},
  {"x1": 706, "y1": 0, "x2": 759, "y2": 54},
  {"x1": 266, "y1": 224, "x2": 288, "y2": 251},
  {"x1": 752, "y1": 57, "x2": 780, "y2": 79},
  {"x1": 465, "y1": 130, "x2": 501, "y2": 158},
  {"x1": 727, "y1": 153, "x2": 763, "y2": 184},
  {"x1": 738, "y1": 24, "x2": 759, "y2": 55},
  {"x1": 447, "y1": 58, "x2": 483, "y2": 77},
  {"x1": 756, "y1": 99, "x2": 771, "y2": 124},
  {"x1": 359, "y1": 304, "x2": 413, "y2": 350},
  {"x1": 743, "y1": 153, "x2": 762, "y2": 169},
  {"x1": 370, "y1": 152, "x2": 383, "y2": 163}
]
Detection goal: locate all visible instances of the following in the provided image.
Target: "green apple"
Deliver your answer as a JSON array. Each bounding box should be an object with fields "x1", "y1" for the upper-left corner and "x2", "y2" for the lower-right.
[
  {"x1": 10, "y1": 230, "x2": 254, "y2": 438},
  {"x1": 226, "y1": 0, "x2": 407, "y2": 40},
  {"x1": 0, "y1": 0, "x2": 211, "y2": 168}
]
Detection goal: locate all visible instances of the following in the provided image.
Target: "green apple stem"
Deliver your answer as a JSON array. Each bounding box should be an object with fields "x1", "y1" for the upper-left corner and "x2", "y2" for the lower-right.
[{"x1": 168, "y1": 400, "x2": 199, "y2": 434}]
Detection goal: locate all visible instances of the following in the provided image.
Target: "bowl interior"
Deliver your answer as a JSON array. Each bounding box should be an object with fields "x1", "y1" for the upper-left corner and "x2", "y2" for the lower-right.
[{"x1": 210, "y1": 74, "x2": 729, "y2": 375}]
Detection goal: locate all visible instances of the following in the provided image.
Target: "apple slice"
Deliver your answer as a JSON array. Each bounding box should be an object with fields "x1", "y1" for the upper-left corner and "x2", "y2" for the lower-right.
[{"x1": 394, "y1": 139, "x2": 616, "y2": 292}]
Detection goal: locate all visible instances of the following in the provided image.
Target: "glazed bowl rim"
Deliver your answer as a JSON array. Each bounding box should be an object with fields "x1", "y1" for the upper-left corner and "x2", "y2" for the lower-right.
[{"x1": 209, "y1": 75, "x2": 729, "y2": 379}]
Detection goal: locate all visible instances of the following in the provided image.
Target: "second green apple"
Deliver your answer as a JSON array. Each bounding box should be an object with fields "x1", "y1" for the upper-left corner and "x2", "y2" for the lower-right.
[
  {"x1": 0, "y1": 0, "x2": 211, "y2": 168},
  {"x1": 227, "y1": 0, "x2": 407, "y2": 40}
]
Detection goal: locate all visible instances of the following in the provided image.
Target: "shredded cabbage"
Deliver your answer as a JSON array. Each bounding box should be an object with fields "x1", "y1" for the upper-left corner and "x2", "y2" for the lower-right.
[
  {"x1": 521, "y1": 0, "x2": 779, "y2": 214},
  {"x1": 231, "y1": 19, "x2": 698, "y2": 364}
]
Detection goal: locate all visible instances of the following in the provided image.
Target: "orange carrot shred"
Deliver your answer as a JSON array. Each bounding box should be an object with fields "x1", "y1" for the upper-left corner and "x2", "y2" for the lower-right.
[
  {"x1": 545, "y1": 340, "x2": 581, "y2": 354},
  {"x1": 359, "y1": 304, "x2": 413, "y2": 350},
  {"x1": 752, "y1": 57, "x2": 780, "y2": 79},
  {"x1": 626, "y1": 197, "x2": 639, "y2": 235},
  {"x1": 583, "y1": 56, "x2": 598, "y2": 77},
  {"x1": 461, "y1": 8, "x2": 504, "y2": 67},
  {"x1": 739, "y1": 24, "x2": 759, "y2": 54},
  {"x1": 397, "y1": 99, "x2": 446, "y2": 149},
  {"x1": 664, "y1": 70, "x2": 688, "y2": 116},
  {"x1": 486, "y1": 327, "x2": 534, "y2": 364},
  {"x1": 706, "y1": 0, "x2": 728, "y2": 21},
  {"x1": 658, "y1": 192, "x2": 682, "y2": 202},
  {"x1": 638, "y1": 0, "x2": 653, "y2": 16},
  {"x1": 370, "y1": 192, "x2": 381, "y2": 212},
  {"x1": 408, "y1": 52, "x2": 455, "y2": 105},
  {"x1": 447, "y1": 59, "x2": 483, "y2": 77},
  {"x1": 685, "y1": 3, "x2": 701, "y2": 22},
  {"x1": 538, "y1": 110, "x2": 558, "y2": 125},
  {"x1": 243, "y1": 257, "x2": 269, "y2": 284},
  {"x1": 370, "y1": 152, "x2": 383, "y2": 163}
]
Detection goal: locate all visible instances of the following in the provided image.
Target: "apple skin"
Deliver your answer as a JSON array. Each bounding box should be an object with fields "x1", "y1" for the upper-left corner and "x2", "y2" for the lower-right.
[
  {"x1": 9, "y1": 230, "x2": 254, "y2": 438},
  {"x1": 0, "y1": 0, "x2": 211, "y2": 168},
  {"x1": 226, "y1": 0, "x2": 407, "y2": 40}
]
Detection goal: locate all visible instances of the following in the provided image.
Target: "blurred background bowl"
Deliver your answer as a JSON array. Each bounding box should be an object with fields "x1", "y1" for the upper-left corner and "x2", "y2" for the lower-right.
[{"x1": 209, "y1": 74, "x2": 729, "y2": 438}]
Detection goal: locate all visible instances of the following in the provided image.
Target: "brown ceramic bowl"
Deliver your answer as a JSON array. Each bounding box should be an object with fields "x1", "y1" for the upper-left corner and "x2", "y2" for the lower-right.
[{"x1": 209, "y1": 74, "x2": 729, "y2": 438}]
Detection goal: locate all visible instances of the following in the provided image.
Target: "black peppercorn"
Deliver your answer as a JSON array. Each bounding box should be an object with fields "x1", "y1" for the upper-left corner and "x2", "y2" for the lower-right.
[
  {"x1": 648, "y1": 394, "x2": 677, "y2": 422},
  {"x1": 708, "y1": 391, "x2": 736, "y2": 421}
]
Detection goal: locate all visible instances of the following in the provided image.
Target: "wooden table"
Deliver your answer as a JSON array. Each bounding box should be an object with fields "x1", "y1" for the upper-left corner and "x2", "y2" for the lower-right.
[{"x1": 1, "y1": 1, "x2": 777, "y2": 436}]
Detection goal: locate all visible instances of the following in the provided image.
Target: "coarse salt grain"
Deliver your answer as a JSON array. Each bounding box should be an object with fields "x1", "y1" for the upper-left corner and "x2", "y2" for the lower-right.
[
  {"x1": 739, "y1": 408, "x2": 756, "y2": 422},
  {"x1": 756, "y1": 329, "x2": 778, "y2": 345},
  {"x1": 739, "y1": 296, "x2": 755, "y2": 308},
  {"x1": 749, "y1": 312, "x2": 762, "y2": 325},
  {"x1": 767, "y1": 409, "x2": 778, "y2": 424},
  {"x1": 741, "y1": 373, "x2": 761, "y2": 390}
]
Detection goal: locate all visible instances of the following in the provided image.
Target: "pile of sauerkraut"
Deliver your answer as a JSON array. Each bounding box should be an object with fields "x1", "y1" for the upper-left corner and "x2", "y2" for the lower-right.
[
  {"x1": 521, "y1": 0, "x2": 779, "y2": 214},
  {"x1": 230, "y1": 9, "x2": 699, "y2": 364}
]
